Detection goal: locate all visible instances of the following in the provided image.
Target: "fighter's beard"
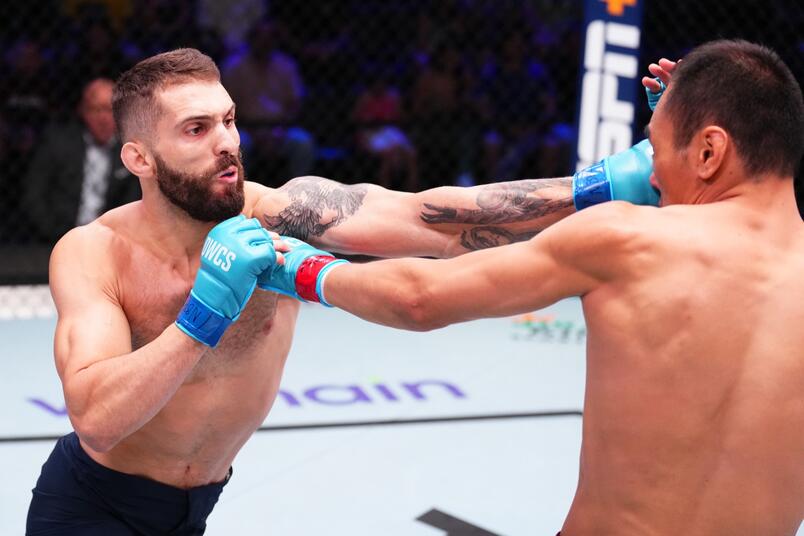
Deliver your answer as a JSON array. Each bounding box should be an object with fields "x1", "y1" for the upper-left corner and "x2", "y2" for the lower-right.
[{"x1": 154, "y1": 152, "x2": 246, "y2": 222}]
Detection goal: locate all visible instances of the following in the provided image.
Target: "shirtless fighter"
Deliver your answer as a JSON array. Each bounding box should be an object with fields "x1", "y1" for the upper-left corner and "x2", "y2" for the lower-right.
[
  {"x1": 264, "y1": 40, "x2": 804, "y2": 535},
  {"x1": 27, "y1": 48, "x2": 658, "y2": 534}
]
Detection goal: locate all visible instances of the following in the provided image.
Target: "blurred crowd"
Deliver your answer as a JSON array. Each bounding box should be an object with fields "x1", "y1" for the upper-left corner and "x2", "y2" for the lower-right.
[
  {"x1": 0, "y1": 0, "x2": 801, "y2": 248},
  {"x1": 0, "y1": 0, "x2": 583, "y2": 246}
]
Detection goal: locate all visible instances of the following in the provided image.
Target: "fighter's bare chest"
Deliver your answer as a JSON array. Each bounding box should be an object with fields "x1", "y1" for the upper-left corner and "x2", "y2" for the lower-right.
[{"x1": 117, "y1": 258, "x2": 279, "y2": 356}]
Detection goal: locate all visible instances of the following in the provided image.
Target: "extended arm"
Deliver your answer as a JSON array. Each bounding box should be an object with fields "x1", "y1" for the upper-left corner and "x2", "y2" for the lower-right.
[
  {"x1": 263, "y1": 202, "x2": 649, "y2": 330},
  {"x1": 249, "y1": 175, "x2": 575, "y2": 258},
  {"x1": 323, "y1": 237, "x2": 591, "y2": 331},
  {"x1": 249, "y1": 140, "x2": 655, "y2": 259}
]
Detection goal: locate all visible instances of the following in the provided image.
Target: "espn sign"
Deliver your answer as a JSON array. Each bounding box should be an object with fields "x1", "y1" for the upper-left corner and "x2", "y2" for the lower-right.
[{"x1": 575, "y1": 0, "x2": 645, "y2": 170}]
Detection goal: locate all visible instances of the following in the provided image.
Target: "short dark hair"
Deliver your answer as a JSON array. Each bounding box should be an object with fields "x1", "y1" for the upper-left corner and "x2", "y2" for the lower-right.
[
  {"x1": 664, "y1": 39, "x2": 803, "y2": 178},
  {"x1": 113, "y1": 48, "x2": 220, "y2": 142}
]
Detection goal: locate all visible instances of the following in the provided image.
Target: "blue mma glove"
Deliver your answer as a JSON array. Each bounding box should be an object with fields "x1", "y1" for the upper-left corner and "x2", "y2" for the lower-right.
[
  {"x1": 258, "y1": 236, "x2": 348, "y2": 307},
  {"x1": 176, "y1": 215, "x2": 277, "y2": 346},
  {"x1": 572, "y1": 139, "x2": 660, "y2": 210}
]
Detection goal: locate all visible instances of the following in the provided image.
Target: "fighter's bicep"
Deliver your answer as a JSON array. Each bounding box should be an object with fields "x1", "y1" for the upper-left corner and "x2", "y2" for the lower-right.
[
  {"x1": 54, "y1": 298, "x2": 132, "y2": 381},
  {"x1": 49, "y1": 233, "x2": 132, "y2": 382},
  {"x1": 416, "y1": 238, "x2": 586, "y2": 325},
  {"x1": 442, "y1": 204, "x2": 644, "y2": 319}
]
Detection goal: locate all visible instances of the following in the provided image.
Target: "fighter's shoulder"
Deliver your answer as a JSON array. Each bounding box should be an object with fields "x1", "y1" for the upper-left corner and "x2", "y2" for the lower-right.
[
  {"x1": 51, "y1": 211, "x2": 131, "y2": 279},
  {"x1": 243, "y1": 180, "x2": 279, "y2": 217},
  {"x1": 244, "y1": 180, "x2": 274, "y2": 200},
  {"x1": 52, "y1": 226, "x2": 106, "y2": 269},
  {"x1": 551, "y1": 201, "x2": 660, "y2": 250},
  {"x1": 538, "y1": 201, "x2": 668, "y2": 281}
]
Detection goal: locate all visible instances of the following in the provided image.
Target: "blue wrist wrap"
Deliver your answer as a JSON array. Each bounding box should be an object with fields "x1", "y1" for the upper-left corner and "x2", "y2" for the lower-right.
[
  {"x1": 572, "y1": 160, "x2": 612, "y2": 211},
  {"x1": 175, "y1": 292, "x2": 232, "y2": 347},
  {"x1": 646, "y1": 78, "x2": 666, "y2": 111},
  {"x1": 315, "y1": 259, "x2": 349, "y2": 307}
]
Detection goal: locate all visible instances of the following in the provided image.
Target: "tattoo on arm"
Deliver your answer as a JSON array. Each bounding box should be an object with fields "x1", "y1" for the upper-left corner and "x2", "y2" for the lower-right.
[
  {"x1": 420, "y1": 178, "x2": 573, "y2": 250},
  {"x1": 262, "y1": 177, "x2": 367, "y2": 240},
  {"x1": 459, "y1": 227, "x2": 540, "y2": 250},
  {"x1": 421, "y1": 179, "x2": 573, "y2": 225}
]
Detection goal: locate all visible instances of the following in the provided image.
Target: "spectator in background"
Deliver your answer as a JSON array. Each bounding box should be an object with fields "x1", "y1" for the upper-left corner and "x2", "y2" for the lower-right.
[
  {"x1": 118, "y1": 0, "x2": 225, "y2": 66},
  {"x1": 275, "y1": 1, "x2": 357, "y2": 154},
  {"x1": 197, "y1": 0, "x2": 266, "y2": 55},
  {"x1": 410, "y1": 41, "x2": 480, "y2": 188},
  {"x1": 276, "y1": 1, "x2": 356, "y2": 92},
  {"x1": 480, "y1": 29, "x2": 557, "y2": 180},
  {"x1": 409, "y1": 11, "x2": 448, "y2": 72},
  {"x1": 0, "y1": 37, "x2": 53, "y2": 171},
  {"x1": 222, "y1": 19, "x2": 315, "y2": 183},
  {"x1": 0, "y1": 37, "x2": 55, "y2": 242},
  {"x1": 23, "y1": 78, "x2": 139, "y2": 243},
  {"x1": 352, "y1": 69, "x2": 418, "y2": 191},
  {"x1": 72, "y1": 6, "x2": 125, "y2": 83},
  {"x1": 119, "y1": 0, "x2": 194, "y2": 64}
]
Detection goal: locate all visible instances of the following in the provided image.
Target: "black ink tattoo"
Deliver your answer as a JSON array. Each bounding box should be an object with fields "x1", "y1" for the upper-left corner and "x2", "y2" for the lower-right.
[
  {"x1": 459, "y1": 227, "x2": 540, "y2": 250},
  {"x1": 262, "y1": 178, "x2": 367, "y2": 240},
  {"x1": 421, "y1": 178, "x2": 573, "y2": 226},
  {"x1": 420, "y1": 178, "x2": 573, "y2": 250}
]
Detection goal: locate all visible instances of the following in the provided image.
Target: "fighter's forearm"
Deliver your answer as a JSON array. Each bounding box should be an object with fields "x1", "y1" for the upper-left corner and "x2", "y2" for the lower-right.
[
  {"x1": 322, "y1": 258, "x2": 472, "y2": 331},
  {"x1": 413, "y1": 177, "x2": 575, "y2": 255},
  {"x1": 324, "y1": 260, "x2": 445, "y2": 332},
  {"x1": 67, "y1": 325, "x2": 205, "y2": 452}
]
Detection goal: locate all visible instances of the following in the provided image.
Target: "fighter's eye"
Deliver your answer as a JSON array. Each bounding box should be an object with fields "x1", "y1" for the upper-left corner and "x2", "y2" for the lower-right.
[
  {"x1": 187, "y1": 125, "x2": 204, "y2": 136},
  {"x1": 224, "y1": 117, "x2": 236, "y2": 127}
]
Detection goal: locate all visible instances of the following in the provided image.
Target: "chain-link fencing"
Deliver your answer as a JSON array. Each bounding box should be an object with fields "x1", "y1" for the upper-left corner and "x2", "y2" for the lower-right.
[{"x1": 1, "y1": 0, "x2": 802, "y2": 284}]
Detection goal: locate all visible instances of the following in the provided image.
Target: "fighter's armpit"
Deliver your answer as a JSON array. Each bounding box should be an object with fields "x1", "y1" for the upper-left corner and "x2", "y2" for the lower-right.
[{"x1": 261, "y1": 177, "x2": 368, "y2": 240}]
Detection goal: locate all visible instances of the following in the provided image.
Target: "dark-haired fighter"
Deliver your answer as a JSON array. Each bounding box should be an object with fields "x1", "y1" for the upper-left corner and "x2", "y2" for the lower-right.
[
  {"x1": 266, "y1": 40, "x2": 804, "y2": 535},
  {"x1": 27, "y1": 46, "x2": 658, "y2": 534}
]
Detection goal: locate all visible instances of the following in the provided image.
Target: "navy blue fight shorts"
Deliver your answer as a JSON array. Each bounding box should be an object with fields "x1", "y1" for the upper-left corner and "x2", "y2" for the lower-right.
[{"x1": 27, "y1": 433, "x2": 230, "y2": 535}]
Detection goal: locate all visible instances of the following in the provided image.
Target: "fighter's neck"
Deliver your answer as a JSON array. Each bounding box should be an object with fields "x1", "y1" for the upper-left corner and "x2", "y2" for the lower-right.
[
  {"x1": 688, "y1": 166, "x2": 792, "y2": 201},
  {"x1": 690, "y1": 175, "x2": 799, "y2": 225},
  {"x1": 137, "y1": 195, "x2": 217, "y2": 265}
]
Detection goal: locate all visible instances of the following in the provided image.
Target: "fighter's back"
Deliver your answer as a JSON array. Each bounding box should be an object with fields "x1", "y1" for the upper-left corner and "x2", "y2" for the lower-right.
[{"x1": 565, "y1": 200, "x2": 804, "y2": 535}]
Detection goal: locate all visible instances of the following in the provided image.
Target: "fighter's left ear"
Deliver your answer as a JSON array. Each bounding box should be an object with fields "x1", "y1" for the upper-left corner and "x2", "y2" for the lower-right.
[
  {"x1": 120, "y1": 140, "x2": 154, "y2": 179},
  {"x1": 695, "y1": 126, "x2": 728, "y2": 181}
]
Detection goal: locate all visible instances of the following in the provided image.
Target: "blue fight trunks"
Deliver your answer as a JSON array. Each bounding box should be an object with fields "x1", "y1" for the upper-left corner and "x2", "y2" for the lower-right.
[{"x1": 27, "y1": 433, "x2": 230, "y2": 535}]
